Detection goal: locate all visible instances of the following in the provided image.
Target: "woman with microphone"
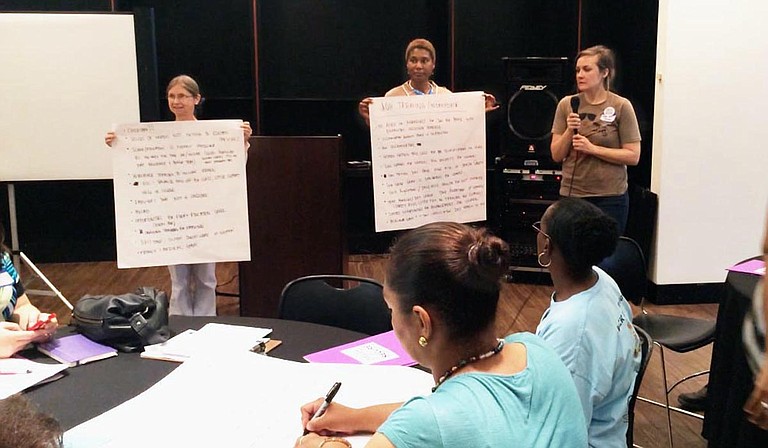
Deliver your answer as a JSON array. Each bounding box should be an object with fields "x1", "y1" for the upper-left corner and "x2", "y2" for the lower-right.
[{"x1": 550, "y1": 45, "x2": 641, "y2": 233}]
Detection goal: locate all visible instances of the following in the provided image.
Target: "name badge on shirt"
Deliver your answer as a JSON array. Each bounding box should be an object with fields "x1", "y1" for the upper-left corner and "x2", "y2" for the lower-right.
[{"x1": 600, "y1": 106, "x2": 616, "y2": 123}]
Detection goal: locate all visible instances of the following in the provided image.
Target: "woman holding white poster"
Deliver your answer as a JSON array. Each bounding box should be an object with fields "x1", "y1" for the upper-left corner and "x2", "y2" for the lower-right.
[
  {"x1": 105, "y1": 75, "x2": 252, "y2": 316},
  {"x1": 357, "y1": 38, "x2": 499, "y2": 126}
]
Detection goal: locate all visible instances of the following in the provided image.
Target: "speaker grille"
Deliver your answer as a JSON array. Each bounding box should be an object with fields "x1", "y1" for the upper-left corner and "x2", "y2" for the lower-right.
[
  {"x1": 500, "y1": 57, "x2": 568, "y2": 156},
  {"x1": 507, "y1": 88, "x2": 559, "y2": 140}
]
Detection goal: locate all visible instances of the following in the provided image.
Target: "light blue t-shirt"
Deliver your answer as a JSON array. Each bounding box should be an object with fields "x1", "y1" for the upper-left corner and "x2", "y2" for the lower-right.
[
  {"x1": 378, "y1": 332, "x2": 587, "y2": 448},
  {"x1": 536, "y1": 266, "x2": 641, "y2": 448}
]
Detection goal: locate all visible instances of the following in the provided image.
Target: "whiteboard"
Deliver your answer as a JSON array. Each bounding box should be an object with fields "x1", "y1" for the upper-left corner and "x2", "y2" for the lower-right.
[
  {"x1": 650, "y1": 0, "x2": 768, "y2": 284},
  {"x1": 0, "y1": 13, "x2": 140, "y2": 181}
]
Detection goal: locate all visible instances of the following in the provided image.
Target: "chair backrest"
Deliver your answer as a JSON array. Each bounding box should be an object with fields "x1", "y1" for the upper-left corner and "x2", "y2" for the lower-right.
[
  {"x1": 626, "y1": 185, "x2": 658, "y2": 271},
  {"x1": 278, "y1": 275, "x2": 392, "y2": 335},
  {"x1": 627, "y1": 325, "x2": 653, "y2": 447},
  {"x1": 598, "y1": 236, "x2": 648, "y2": 306}
]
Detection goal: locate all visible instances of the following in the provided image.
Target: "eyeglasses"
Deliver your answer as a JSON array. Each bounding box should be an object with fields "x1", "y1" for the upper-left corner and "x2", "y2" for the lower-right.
[
  {"x1": 167, "y1": 94, "x2": 194, "y2": 101},
  {"x1": 531, "y1": 221, "x2": 550, "y2": 239},
  {"x1": 579, "y1": 112, "x2": 596, "y2": 121}
]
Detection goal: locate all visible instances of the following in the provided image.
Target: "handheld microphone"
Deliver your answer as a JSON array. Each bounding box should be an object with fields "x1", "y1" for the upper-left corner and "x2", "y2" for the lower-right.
[
  {"x1": 566, "y1": 95, "x2": 581, "y2": 197},
  {"x1": 570, "y1": 95, "x2": 580, "y2": 135}
]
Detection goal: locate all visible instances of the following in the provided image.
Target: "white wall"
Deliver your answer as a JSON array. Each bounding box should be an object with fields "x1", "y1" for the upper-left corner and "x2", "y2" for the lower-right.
[
  {"x1": 0, "y1": 13, "x2": 140, "y2": 181},
  {"x1": 651, "y1": 0, "x2": 768, "y2": 284}
]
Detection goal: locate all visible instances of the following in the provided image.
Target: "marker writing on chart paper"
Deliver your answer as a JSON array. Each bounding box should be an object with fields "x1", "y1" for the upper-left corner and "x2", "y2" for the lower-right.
[{"x1": 304, "y1": 382, "x2": 342, "y2": 435}]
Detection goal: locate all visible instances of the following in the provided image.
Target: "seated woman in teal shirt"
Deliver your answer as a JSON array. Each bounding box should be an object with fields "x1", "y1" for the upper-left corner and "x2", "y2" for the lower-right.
[{"x1": 296, "y1": 222, "x2": 587, "y2": 448}]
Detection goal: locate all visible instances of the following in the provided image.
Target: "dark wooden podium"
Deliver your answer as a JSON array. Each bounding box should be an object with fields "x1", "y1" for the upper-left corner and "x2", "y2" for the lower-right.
[{"x1": 239, "y1": 136, "x2": 345, "y2": 317}]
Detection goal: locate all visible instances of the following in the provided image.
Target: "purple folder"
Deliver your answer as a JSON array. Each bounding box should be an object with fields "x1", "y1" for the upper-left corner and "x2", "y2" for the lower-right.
[
  {"x1": 727, "y1": 259, "x2": 765, "y2": 276},
  {"x1": 304, "y1": 330, "x2": 417, "y2": 366}
]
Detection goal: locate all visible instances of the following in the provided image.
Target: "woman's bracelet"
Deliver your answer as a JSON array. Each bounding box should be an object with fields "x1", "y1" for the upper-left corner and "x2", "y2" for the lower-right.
[{"x1": 318, "y1": 437, "x2": 352, "y2": 447}]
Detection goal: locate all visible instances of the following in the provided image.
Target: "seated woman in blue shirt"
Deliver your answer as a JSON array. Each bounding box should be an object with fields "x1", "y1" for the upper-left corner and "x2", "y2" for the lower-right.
[
  {"x1": 296, "y1": 222, "x2": 587, "y2": 448},
  {"x1": 0, "y1": 223, "x2": 58, "y2": 358},
  {"x1": 534, "y1": 198, "x2": 641, "y2": 447}
]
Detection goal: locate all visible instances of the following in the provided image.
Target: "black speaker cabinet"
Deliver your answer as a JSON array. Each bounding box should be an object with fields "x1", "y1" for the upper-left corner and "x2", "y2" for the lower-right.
[{"x1": 501, "y1": 57, "x2": 570, "y2": 157}]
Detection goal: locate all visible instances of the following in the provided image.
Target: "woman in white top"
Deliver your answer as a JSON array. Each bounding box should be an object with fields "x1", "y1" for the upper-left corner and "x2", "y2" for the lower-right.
[{"x1": 105, "y1": 75, "x2": 251, "y2": 316}]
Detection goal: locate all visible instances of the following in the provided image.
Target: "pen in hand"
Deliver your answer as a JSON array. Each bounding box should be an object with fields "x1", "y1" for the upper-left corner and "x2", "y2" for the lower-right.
[{"x1": 304, "y1": 381, "x2": 342, "y2": 435}]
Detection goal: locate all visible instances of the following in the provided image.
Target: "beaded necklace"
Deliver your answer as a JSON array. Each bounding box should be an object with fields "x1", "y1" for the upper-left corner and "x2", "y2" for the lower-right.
[
  {"x1": 431, "y1": 338, "x2": 505, "y2": 392},
  {"x1": 403, "y1": 80, "x2": 436, "y2": 96}
]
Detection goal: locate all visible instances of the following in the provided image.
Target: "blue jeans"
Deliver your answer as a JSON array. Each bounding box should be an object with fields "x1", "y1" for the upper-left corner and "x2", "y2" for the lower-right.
[{"x1": 578, "y1": 191, "x2": 629, "y2": 235}]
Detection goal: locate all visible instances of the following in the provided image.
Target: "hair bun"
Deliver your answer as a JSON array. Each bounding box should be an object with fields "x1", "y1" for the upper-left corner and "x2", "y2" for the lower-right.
[{"x1": 468, "y1": 235, "x2": 510, "y2": 281}]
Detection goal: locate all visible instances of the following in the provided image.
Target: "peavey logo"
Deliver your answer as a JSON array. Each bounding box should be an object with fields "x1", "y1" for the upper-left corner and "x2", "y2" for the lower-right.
[{"x1": 519, "y1": 85, "x2": 547, "y2": 91}]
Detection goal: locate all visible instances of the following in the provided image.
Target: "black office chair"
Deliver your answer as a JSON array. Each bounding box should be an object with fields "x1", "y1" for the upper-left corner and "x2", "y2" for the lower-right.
[
  {"x1": 599, "y1": 237, "x2": 716, "y2": 448},
  {"x1": 278, "y1": 275, "x2": 392, "y2": 335},
  {"x1": 627, "y1": 326, "x2": 653, "y2": 448}
]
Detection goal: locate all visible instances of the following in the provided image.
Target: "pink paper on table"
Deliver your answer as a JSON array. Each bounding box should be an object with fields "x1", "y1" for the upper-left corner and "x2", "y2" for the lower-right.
[
  {"x1": 727, "y1": 259, "x2": 765, "y2": 276},
  {"x1": 304, "y1": 330, "x2": 417, "y2": 366}
]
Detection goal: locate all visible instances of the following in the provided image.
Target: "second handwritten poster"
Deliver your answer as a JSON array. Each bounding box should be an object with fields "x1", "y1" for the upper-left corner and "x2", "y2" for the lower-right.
[
  {"x1": 112, "y1": 120, "x2": 250, "y2": 268},
  {"x1": 369, "y1": 92, "x2": 486, "y2": 232}
]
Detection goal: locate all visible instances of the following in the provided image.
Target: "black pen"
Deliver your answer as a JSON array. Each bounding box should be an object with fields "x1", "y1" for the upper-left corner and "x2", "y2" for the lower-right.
[{"x1": 304, "y1": 381, "x2": 342, "y2": 435}]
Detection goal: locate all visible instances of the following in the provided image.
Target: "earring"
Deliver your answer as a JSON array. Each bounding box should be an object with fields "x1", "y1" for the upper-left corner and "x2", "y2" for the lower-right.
[
  {"x1": 418, "y1": 336, "x2": 428, "y2": 347},
  {"x1": 537, "y1": 251, "x2": 551, "y2": 268}
]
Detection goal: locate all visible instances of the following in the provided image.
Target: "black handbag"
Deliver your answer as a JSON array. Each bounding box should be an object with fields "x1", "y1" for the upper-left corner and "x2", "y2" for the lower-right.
[{"x1": 71, "y1": 286, "x2": 171, "y2": 352}]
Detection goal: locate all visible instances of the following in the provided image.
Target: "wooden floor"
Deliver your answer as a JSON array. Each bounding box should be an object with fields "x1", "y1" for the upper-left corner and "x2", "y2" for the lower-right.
[{"x1": 21, "y1": 254, "x2": 717, "y2": 447}]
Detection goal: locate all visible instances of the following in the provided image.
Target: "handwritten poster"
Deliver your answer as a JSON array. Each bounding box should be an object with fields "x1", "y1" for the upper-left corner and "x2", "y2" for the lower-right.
[
  {"x1": 369, "y1": 92, "x2": 486, "y2": 232},
  {"x1": 112, "y1": 120, "x2": 250, "y2": 268}
]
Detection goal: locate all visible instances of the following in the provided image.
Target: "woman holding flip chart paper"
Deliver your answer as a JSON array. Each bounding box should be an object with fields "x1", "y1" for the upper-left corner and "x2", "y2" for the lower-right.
[
  {"x1": 357, "y1": 38, "x2": 499, "y2": 126},
  {"x1": 105, "y1": 75, "x2": 252, "y2": 316},
  {"x1": 0, "y1": 224, "x2": 58, "y2": 358},
  {"x1": 296, "y1": 222, "x2": 586, "y2": 448}
]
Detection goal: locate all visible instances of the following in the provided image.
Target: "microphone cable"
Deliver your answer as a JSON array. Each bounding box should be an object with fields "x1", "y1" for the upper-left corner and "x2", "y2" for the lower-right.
[{"x1": 566, "y1": 95, "x2": 581, "y2": 197}]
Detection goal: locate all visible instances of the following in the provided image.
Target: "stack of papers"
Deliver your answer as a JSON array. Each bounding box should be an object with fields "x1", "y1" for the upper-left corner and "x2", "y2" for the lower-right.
[
  {"x1": 141, "y1": 323, "x2": 273, "y2": 363},
  {"x1": 0, "y1": 357, "x2": 69, "y2": 399},
  {"x1": 65, "y1": 350, "x2": 434, "y2": 447}
]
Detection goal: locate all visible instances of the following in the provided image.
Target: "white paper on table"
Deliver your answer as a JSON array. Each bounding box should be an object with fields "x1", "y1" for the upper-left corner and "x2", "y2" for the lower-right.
[
  {"x1": 142, "y1": 324, "x2": 272, "y2": 362},
  {"x1": 341, "y1": 342, "x2": 401, "y2": 364},
  {"x1": 64, "y1": 350, "x2": 434, "y2": 447},
  {"x1": 111, "y1": 120, "x2": 250, "y2": 268},
  {"x1": 140, "y1": 329, "x2": 198, "y2": 362},
  {"x1": 0, "y1": 357, "x2": 69, "y2": 399},
  {"x1": 369, "y1": 92, "x2": 486, "y2": 232}
]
